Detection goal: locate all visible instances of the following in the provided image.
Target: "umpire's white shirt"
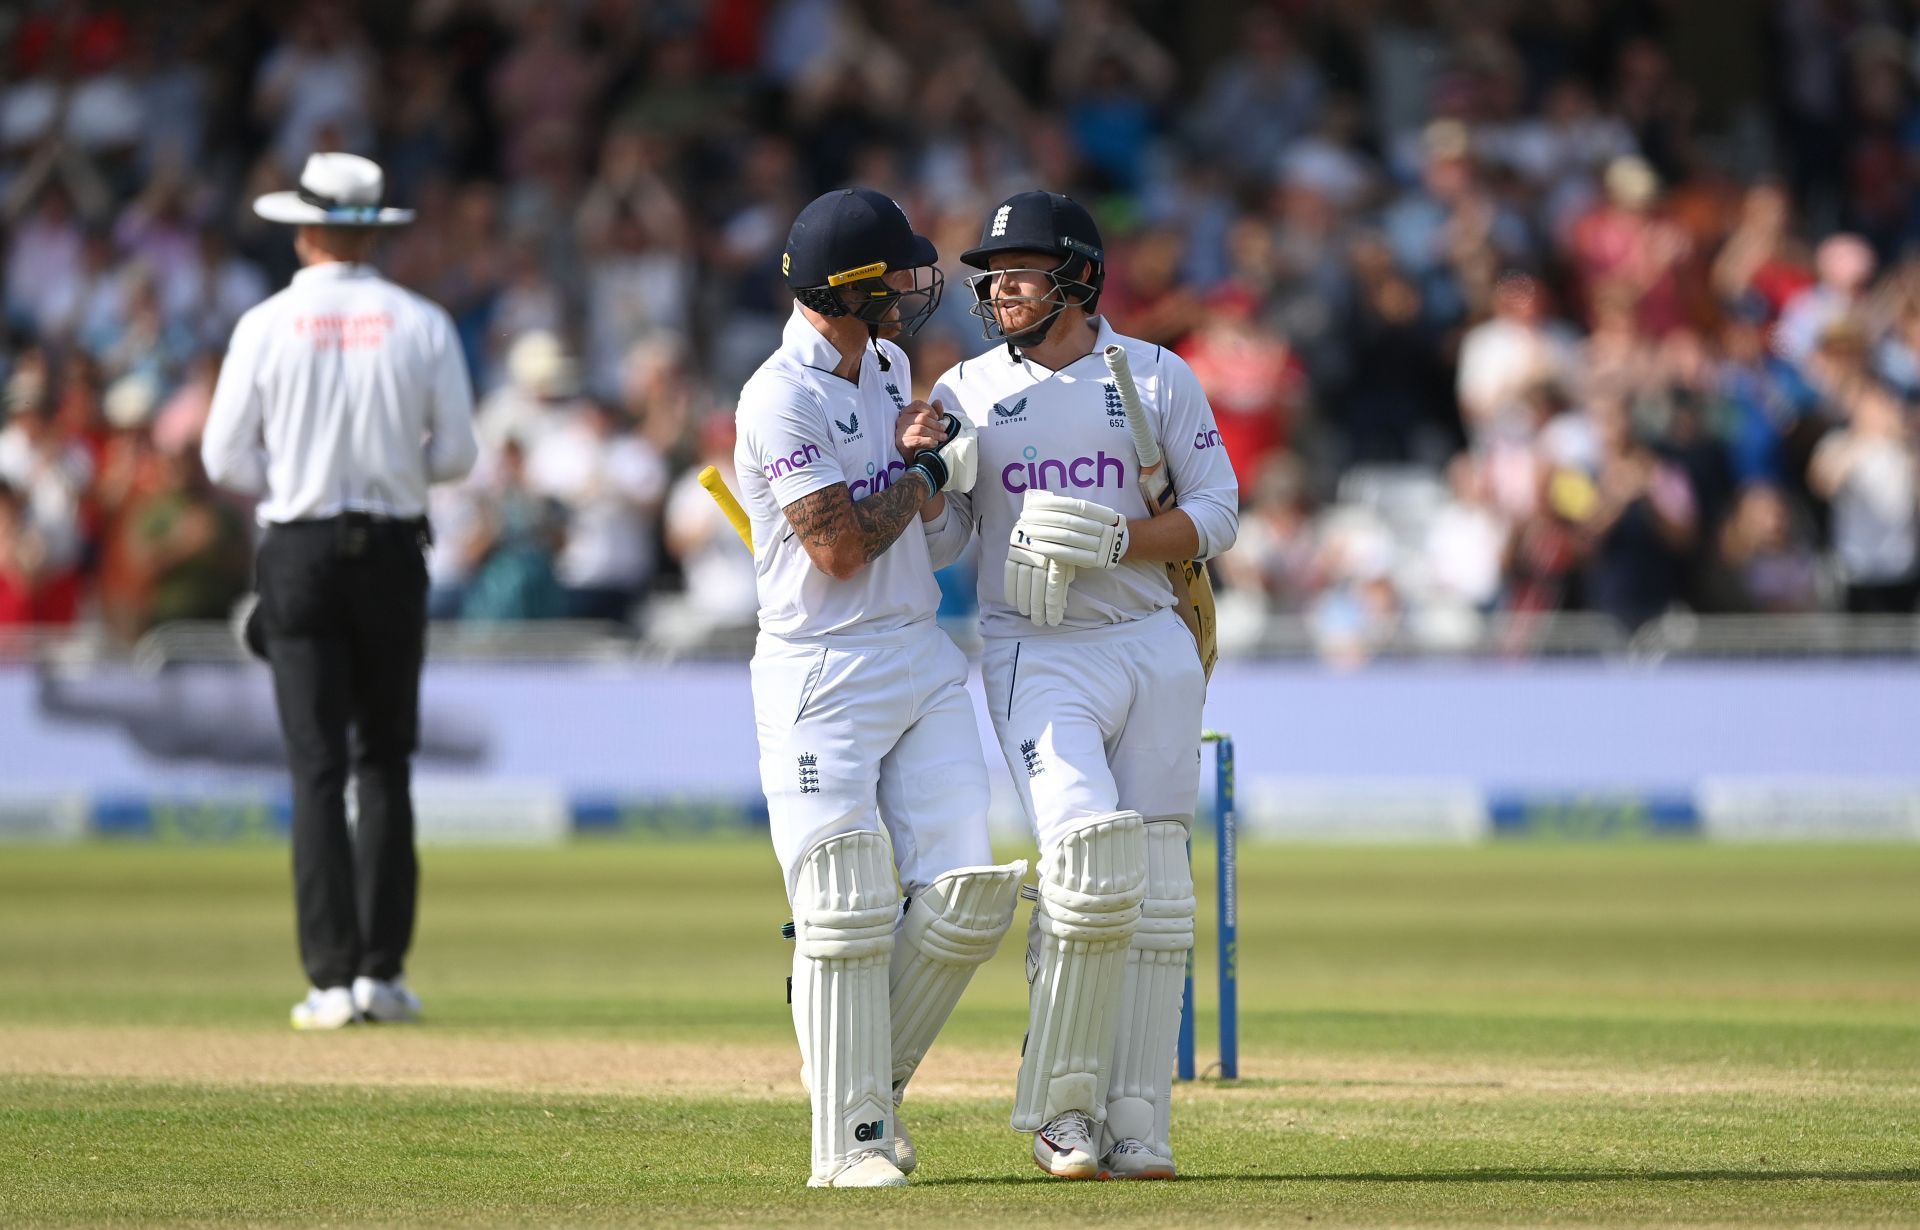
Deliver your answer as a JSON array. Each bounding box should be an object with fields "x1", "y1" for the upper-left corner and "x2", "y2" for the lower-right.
[
  {"x1": 734, "y1": 306, "x2": 946, "y2": 639},
  {"x1": 929, "y1": 318, "x2": 1239, "y2": 640},
  {"x1": 202, "y1": 262, "x2": 478, "y2": 522}
]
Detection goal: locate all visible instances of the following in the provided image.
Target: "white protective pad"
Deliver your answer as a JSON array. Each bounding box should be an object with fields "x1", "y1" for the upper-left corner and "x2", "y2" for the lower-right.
[
  {"x1": 790, "y1": 829, "x2": 900, "y2": 1185},
  {"x1": 1103, "y1": 818, "x2": 1196, "y2": 1154},
  {"x1": 889, "y1": 860, "x2": 1028, "y2": 1092},
  {"x1": 1011, "y1": 811, "x2": 1147, "y2": 1131}
]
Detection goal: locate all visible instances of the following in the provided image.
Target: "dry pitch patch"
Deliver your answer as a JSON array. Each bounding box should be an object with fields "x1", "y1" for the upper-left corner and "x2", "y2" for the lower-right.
[{"x1": 3, "y1": 1023, "x2": 1902, "y2": 1105}]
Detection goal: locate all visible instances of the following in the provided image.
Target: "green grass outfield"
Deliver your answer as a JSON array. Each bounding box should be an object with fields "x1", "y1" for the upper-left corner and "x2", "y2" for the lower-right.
[{"x1": 2, "y1": 840, "x2": 1917, "y2": 1227}]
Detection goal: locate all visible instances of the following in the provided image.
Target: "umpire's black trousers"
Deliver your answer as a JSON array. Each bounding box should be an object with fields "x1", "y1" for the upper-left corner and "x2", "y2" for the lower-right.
[{"x1": 256, "y1": 515, "x2": 428, "y2": 990}]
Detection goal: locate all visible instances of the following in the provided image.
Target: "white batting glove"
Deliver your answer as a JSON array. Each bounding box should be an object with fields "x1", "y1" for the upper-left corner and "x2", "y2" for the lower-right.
[
  {"x1": 1013, "y1": 490, "x2": 1129, "y2": 570},
  {"x1": 1005, "y1": 533, "x2": 1075, "y2": 627},
  {"x1": 939, "y1": 411, "x2": 979, "y2": 493},
  {"x1": 911, "y1": 409, "x2": 979, "y2": 494}
]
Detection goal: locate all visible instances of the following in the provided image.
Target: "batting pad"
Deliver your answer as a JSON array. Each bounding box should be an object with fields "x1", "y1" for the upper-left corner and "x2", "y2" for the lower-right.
[
  {"x1": 790, "y1": 829, "x2": 900, "y2": 1185},
  {"x1": 1104, "y1": 818, "x2": 1196, "y2": 1153},
  {"x1": 889, "y1": 860, "x2": 1029, "y2": 1092},
  {"x1": 1011, "y1": 811, "x2": 1147, "y2": 1131}
]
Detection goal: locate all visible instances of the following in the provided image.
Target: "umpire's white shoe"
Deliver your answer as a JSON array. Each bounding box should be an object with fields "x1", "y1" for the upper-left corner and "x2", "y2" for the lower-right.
[
  {"x1": 290, "y1": 986, "x2": 359, "y2": 1030},
  {"x1": 1103, "y1": 1138, "x2": 1176, "y2": 1180},
  {"x1": 352, "y1": 976, "x2": 422, "y2": 1023},
  {"x1": 892, "y1": 1100, "x2": 916, "y2": 1175},
  {"x1": 1032, "y1": 1110, "x2": 1101, "y2": 1179},
  {"x1": 809, "y1": 1150, "x2": 909, "y2": 1188}
]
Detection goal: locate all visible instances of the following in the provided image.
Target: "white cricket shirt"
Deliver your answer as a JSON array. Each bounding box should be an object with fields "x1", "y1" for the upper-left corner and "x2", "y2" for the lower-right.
[
  {"x1": 201, "y1": 261, "x2": 478, "y2": 523},
  {"x1": 734, "y1": 307, "x2": 944, "y2": 639},
  {"x1": 930, "y1": 318, "x2": 1239, "y2": 640}
]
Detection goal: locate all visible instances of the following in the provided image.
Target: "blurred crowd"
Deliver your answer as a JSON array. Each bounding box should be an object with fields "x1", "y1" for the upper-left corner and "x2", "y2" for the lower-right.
[{"x1": 6, "y1": 0, "x2": 1920, "y2": 657}]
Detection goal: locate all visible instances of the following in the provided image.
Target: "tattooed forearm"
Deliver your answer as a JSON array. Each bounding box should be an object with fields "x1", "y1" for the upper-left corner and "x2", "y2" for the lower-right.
[
  {"x1": 849, "y1": 470, "x2": 933, "y2": 563},
  {"x1": 781, "y1": 470, "x2": 932, "y2": 579},
  {"x1": 783, "y1": 484, "x2": 850, "y2": 559}
]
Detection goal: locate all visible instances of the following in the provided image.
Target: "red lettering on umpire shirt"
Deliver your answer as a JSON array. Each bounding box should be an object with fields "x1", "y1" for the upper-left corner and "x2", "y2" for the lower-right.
[{"x1": 293, "y1": 313, "x2": 394, "y2": 351}]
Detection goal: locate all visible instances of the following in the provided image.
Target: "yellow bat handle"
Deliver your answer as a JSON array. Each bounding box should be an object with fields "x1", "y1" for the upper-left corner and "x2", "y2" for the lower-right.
[{"x1": 698, "y1": 465, "x2": 754, "y2": 551}]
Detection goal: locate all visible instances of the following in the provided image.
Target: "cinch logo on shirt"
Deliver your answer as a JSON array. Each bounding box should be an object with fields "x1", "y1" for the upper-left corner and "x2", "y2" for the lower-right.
[
  {"x1": 763, "y1": 442, "x2": 824, "y2": 480},
  {"x1": 1002, "y1": 447, "x2": 1125, "y2": 493},
  {"x1": 1195, "y1": 428, "x2": 1222, "y2": 449},
  {"x1": 850, "y1": 458, "x2": 908, "y2": 498}
]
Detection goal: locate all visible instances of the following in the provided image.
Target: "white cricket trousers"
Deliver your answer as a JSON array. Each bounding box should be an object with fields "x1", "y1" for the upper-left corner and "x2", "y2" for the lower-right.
[
  {"x1": 752, "y1": 619, "x2": 994, "y2": 898},
  {"x1": 980, "y1": 607, "x2": 1207, "y2": 849}
]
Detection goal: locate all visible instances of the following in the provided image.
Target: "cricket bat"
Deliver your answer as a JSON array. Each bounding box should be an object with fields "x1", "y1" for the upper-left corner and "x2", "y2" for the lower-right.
[
  {"x1": 1102, "y1": 344, "x2": 1219, "y2": 680},
  {"x1": 698, "y1": 465, "x2": 754, "y2": 551}
]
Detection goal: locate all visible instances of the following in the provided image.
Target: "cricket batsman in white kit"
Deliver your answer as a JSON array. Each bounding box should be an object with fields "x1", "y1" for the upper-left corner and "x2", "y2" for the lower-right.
[
  {"x1": 735, "y1": 187, "x2": 1025, "y2": 1188},
  {"x1": 925, "y1": 191, "x2": 1238, "y2": 1180}
]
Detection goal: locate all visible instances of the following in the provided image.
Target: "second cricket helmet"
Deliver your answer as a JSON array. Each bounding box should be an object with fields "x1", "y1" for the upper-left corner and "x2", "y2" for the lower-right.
[
  {"x1": 960, "y1": 190, "x2": 1104, "y2": 345},
  {"x1": 783, "y1": 187, "x2": 943, "y2": 338}
]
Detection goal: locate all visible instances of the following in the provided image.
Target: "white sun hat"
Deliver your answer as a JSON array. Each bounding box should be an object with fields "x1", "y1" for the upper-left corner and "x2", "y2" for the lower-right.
[{"x1": 253, "y1": 153, "x2": 416, "y2": 227}]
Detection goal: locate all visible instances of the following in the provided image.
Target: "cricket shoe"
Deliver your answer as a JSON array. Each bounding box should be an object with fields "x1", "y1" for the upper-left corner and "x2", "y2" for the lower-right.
[
  {"x1": 892, "y1": 1100, "x2": 916, "y2": 1174},
  {"x1": 1103, "y1": 1138, "x2": 1176, "y2": 1180},
  {"x1": 809, "y1": 1150, "x2": 908, "y2": 1188},
  {"x1": 290, "y1": 986, "x2": 360, "y2": 1030},
  {"x1": 1032, "y1": 1110, "x2": 1101, "y2": 1179},
  {"x1": 352, "y1": 976, "x2": 422, "y2": 1023}
]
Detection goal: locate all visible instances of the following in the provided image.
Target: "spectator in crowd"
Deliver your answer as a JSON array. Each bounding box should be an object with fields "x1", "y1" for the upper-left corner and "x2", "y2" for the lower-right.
[
  {"x1": 1567, "y1": 155, "x2": 1689, "y2": 337},
  {"x1": 1218, "y1": 453, "x2": 1323, "y2": 617},
  {"x1": 7, "y1": 1, "x2": 1920, "y2": 650},
  {"x1": 1423, "y1": 453, "x2": 1509, "y2": 616},
  {"x1": 90, "y1": 371, "x2": 167, "y2": 641},
  {"x1": 576, "y1": 127, "x2": 693, "y2": 397},
  {"x1": 166, "y1": 228, "x2": 269, "y2": 354},
  {"x1": 0, "y1": 482, "x2": 39, "y2": 625},
  {"x1": 1809, "y1": 385, "x2": 1919, "y2": 612},
  {"x1": 657, "y1": 414, "x2": 760, "y2": 646},
  {"x1": 1706, "y1": 484, "x2": 1824, "y2": 614},
  {"x1": 1456, "y1": 272, "x2": 1579, "y2": 442},
  {"x1": 6, "y1": 187, "x2": 87, "y2": 336},
  {"x1": 1179, "y1": 287, "x2": 1308, "y2": 492},
  {"x1": 475, "y1": 330, "x2": 585, "y2": 455},
  {"x1": 1776, "y1": 233, "x2": 1877, "y2": 363},
  {"x1": 1310, "y1": 507, "x2": 1403, "y2": 667},
  {"x1": 525, "y1": 399, "x2": 668, "y2": 623},
  {"x1": 0, "y1": 371, "x2": 88, "y2": 624},
  {"x1": 1711, "y1": 183, "x2": 1815, "y2": 316},
  {"x1": 253, "y1": 4, "x2": 375, "y2": 179},
  {"x1": 116, "y1": 446, "x2": 247, "y2": 634},
  {"x1": 458, "y1": 439, "x2": 567, "y2": 623},
  {"x1": 1718, "y1": 292, "x2": 1818, "y2": 488},
  {"x1": 1576, "y1": 398, "x2": 1699, "y2": 631},
  {"x1": 1186, "y1": 8, "x2": 1323, "y2": 182}
]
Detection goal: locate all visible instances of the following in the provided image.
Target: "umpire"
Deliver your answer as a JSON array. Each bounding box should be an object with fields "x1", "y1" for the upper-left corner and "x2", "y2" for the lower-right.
[{"x1": 202, "y1": 153, "x2": 479, "y2": 1030}]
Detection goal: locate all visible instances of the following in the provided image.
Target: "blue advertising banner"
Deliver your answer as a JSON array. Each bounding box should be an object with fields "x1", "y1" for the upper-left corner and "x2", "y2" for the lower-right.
[{"x1": 4, "y1": 659, "x2": 1919, "y2": 841}]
